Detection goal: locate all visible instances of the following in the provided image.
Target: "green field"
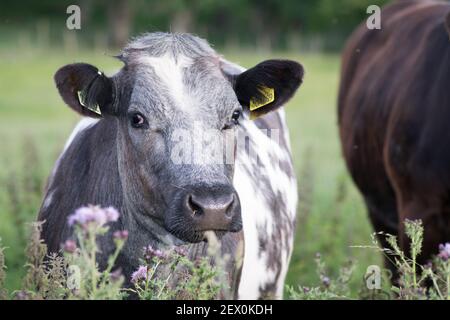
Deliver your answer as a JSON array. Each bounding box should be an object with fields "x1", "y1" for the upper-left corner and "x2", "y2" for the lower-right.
[{"x1": 0, "y1": 47, "x2": 382, "y2": 296}]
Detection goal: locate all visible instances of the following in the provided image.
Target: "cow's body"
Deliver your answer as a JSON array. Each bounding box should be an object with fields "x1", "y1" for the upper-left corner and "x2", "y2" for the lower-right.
[
  {"x1": 339, "y1": 0, "x2": 450, "y2": 275},
  {"x1": 38, "y1": 34, "x2": 299, "y2": 299},
  {"x1": 234, "y1": 110, "x2": 297, "y2": 299}
]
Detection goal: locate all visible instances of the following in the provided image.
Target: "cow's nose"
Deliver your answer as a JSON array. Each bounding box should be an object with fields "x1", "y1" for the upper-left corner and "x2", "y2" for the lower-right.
[{"x1": 185, "y1": 191, "x2": 237, "y2": 231}]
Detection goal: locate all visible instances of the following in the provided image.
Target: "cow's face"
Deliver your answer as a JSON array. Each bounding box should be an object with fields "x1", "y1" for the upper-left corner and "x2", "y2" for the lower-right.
[{"x1": 54, "y1": 33, "x2": 303, "y2": 243}]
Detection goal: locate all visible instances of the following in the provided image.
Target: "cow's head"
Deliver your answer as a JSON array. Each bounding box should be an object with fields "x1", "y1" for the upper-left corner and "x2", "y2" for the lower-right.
[{"x1": 54, "y1": 33, "x2": 303, "y2": 243}]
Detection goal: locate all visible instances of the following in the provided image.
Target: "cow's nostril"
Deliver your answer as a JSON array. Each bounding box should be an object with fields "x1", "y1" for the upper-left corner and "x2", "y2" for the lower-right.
[
  {"x1": 187, "y1": 194, "x2": 202, "y2": 217},
  {"x1": 224, "y1": 194, "x2": 235, "y2": 217}
]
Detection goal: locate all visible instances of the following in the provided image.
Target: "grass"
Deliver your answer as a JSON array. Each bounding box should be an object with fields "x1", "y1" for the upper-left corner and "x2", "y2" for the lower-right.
[{"x1": 0, "y1": 45, "x2": 380, "y2": 297}]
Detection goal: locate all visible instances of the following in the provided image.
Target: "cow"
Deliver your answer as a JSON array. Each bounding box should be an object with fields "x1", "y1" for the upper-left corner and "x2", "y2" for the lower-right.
[
  {"x1": 38, "y1": 32, "x2": 303, "y2": 299},
  {"x1": 338, "y1": 0, "x2": 450, "y2": 280}
]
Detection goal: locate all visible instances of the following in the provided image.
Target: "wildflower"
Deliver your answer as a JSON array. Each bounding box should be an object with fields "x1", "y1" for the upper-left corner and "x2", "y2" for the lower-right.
[
  {"x1": 68, "y1": 205, "x2": 120, "y2": 228},
  {"x1": 131, "y1": 266, "x2": 148, "y2": 283},
  {"x1": 63, "y1": 239, "x2": 77, "y2": 254},
  {"x1": 438, "y1": 243, "x2": 450, "y2": 261},
  {"x1": 113, "y1": 230, "x2": 129, "y2": 241},
  {"x1": 105, "y1": 206, "x2": 120, "y2": 222},
  {"x1": 174, "y1": 246, "x2": 188, "y2": 257},
  {"x1": 321, "y1": 276, "x2": 331, "y2": 288},
  {"x1": 110, "y1": 268, "x2": 123, "y2": 283},
  {"x1": 303, "y1": 287, "x2": 310, "y2": 294},
  {"x1": 144, "y1": 245, "x2": 168, "y2": 261},
  {"x1": 14, "y1": 291, "x2": 30, "y2": 300}
]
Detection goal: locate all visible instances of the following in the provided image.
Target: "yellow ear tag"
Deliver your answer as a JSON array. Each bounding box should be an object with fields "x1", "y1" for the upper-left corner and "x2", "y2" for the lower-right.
[
  {"x1": 77, "y1": 90, "x2": 101, "y2": 115},
  {"x1": 76, "y1": 71, "x2": 103, "y2": 115},
  {"x1": 249, "y1": 86, "x2": 275, "y2": 111}
]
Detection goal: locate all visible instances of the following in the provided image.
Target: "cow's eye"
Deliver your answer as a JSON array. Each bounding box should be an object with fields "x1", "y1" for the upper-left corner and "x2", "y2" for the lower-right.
[
  {"x1": 130, "y1": 112, "x2": 147, "y2": 129},
  {"x1": 222, "y1": 109, "x2": 242, "y2": 130},
  {"x1": 231, "y1": 110, "x2": 241, "y2": 124}
]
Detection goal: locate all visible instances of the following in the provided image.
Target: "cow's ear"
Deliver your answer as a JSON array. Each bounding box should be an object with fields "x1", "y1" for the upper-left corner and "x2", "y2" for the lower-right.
[
  {"x1": 231, "y1": 60, "x2": 304, "y2": 119},
  {"x1": 54, "y1": 63, "x2": 115, "y2": 118}
]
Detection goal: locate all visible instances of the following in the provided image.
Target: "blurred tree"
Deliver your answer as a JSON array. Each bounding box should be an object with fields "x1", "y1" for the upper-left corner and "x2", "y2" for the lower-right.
[
  {"x1": 0, "y1": 0, "x2": 391, "y2": 50},
  {"x1": 108, "y1": 0, "x2": 132, "y2": 47}
]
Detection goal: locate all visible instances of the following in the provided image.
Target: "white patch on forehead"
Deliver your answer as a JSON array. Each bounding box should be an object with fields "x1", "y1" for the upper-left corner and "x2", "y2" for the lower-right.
[{"x1": 137, "y1": 54, "x2": 194, "y2": 110}]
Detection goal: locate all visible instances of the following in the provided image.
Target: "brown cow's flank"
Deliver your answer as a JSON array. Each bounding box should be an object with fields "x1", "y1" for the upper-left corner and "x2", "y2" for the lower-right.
[{"x1": 338, "y1": 1, "x2": 450, "y2": 281}]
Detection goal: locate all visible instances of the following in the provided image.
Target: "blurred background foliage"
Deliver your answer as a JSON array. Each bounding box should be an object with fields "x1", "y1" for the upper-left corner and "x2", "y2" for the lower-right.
[{"x1": 1, "y1": 0, "x2": 389, "y2": 51}]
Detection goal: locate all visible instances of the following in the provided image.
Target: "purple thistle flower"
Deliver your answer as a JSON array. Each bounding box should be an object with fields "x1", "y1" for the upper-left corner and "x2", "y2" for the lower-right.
[
  {"x1": 131, "y1": 266, "x2": 148, "y2": 283},
  {"x1": 14, "y1": 291, "x2": 30, "y2": 300},
  {"x1": 63, "y1": 239, "x2": 77, "y2": 254},
  {"x1": 105, "y1": 207, "x2": 120, "y2": 222},
  {"x1": 438, "y1": 243, "x2": 450, "y2": 261},
  {"x1": 68, "y1": 206, "x2": 96, "y2": 226},
  {"x1": 144, "y1": 245, "x2": 168, "y2": 261},
  {"x1": 113, "y1": 230, "x2": 129, "y2": 241},
  {"x1": 174, "y1": 246, "x2": 188, "y2": 257},
  {"x1": 68, "y1": 205, "x2": 120, "y2": 228},
  {"x1": 321, "y1": 276, "x2": 331, "y2": 287}
]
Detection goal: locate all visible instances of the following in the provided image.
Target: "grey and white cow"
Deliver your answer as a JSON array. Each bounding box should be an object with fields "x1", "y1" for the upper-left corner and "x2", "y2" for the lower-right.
[{"x1": 38, "y1": 33, "x2": 303, "y2": 299}]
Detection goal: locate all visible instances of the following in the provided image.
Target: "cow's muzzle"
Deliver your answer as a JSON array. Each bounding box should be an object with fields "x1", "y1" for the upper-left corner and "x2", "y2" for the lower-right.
[
  {"x1": 183, "y1": 187, "x2": 241, "y2": 232},
  {"x1": 165, "y1": 184, "x2": 242, "y2": 243}
]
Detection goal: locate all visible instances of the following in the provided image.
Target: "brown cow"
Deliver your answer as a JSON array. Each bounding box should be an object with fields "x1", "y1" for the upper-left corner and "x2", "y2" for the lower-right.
[{"x1": 339, "y1": 0, "x2": 450, "y2": 280}]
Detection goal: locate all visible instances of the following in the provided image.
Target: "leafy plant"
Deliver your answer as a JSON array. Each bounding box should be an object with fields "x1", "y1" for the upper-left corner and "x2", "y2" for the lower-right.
[
  {"x1": 62, "y1": 205, "x2": 127, "y2": 300},
  {"x1": 3, "y1": 204, "x2": 450, "y2": 300},
  {"x1": 0, "y1": 239, "x2": 7, "y2": 300},
  {"x1": 290, "y1": 219, "x2": 450, "y2": 300},
  {"x1": 10, "y1": 206, "x2": 127, "y2": 300},
  {"x1": 287, "y1": 253, "x2": 355, "y2": 300},
  {"x1": 0, "y1": 205, "x2": 227, "y2": 300},
  {"x1": 129, "y1": 232, "x2": 227, "y2": 300},
  {"x1": 17, "y1": 222, "x2": 53, "y2": 299},
  {"x1": 382, "y1": 220, "x2": 450, "y2": 300}
]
